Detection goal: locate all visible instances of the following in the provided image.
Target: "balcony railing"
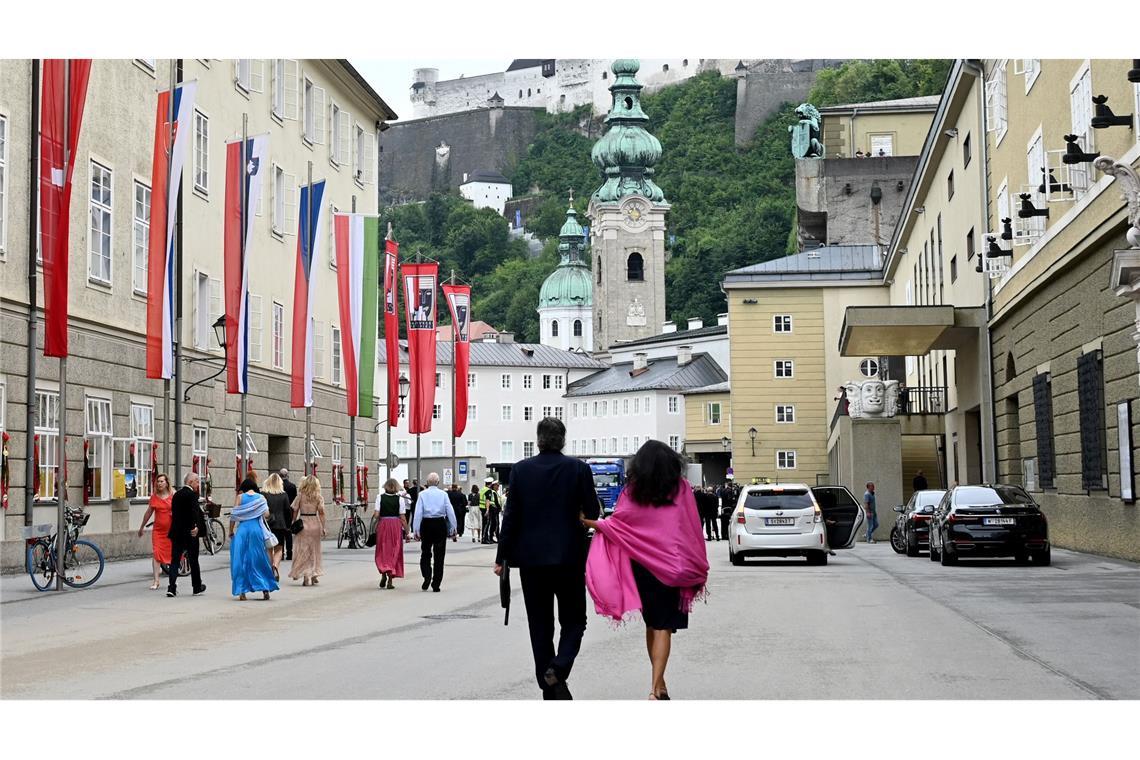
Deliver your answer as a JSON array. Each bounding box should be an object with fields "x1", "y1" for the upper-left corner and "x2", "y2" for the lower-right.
[{"x1": 901, "y1": 386, "x2": 946, "y2": 415}]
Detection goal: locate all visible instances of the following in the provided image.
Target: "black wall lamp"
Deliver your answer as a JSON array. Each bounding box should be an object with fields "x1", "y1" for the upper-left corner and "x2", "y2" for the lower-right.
[
  {"x1": 1018, "y1": 192, "x2": 1049, "y2": 220},
  {"x1": 870, "y1": 183, "x2": 882, "y2": 205},
  {"x1": 1091, "y1": 95, "x2": 1133, "y2": 130},
  {"x1": 748, "y1": 426, "x2": 758, "y2": 457},
  {"x1": 1001, "y1": 217, "x2": 1013, "y2": 241},
  {"x1": 1129, "y1": 60, "x2": 1140, "y2": 84},
  {"x1": 1062, "y1": 134, "x2": 1099, "y2": 164},
  {"x1": 986, "y1": 235, "x2": 1012, "y2": 259},
  {"x1": 844, "y1": 182, "x2": 853, "y2": 195}
]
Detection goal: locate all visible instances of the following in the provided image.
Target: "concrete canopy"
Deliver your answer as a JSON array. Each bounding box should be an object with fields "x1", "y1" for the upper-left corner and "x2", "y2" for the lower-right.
[{"x1": 839, "y1": 305, "x2": 985, "y2": 356}]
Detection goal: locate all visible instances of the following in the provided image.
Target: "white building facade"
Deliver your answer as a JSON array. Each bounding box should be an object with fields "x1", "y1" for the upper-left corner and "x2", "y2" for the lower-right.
[{"x1": 458, "y1": 169, "x2": 513, "y2": 216}]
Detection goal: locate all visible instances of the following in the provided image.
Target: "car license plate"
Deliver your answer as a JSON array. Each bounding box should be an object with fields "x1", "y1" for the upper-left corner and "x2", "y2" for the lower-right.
[
  {"x1": 984, "y1": 517, "x2": 1016, "y2": 525},
  {"x1": 765, "y1": 517, "x2": 795, "y2": 526}
]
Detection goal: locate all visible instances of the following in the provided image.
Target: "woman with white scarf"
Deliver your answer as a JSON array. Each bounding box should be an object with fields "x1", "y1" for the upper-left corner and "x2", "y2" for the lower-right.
[{"x1": 229, "y1": 479, "x2": 280, "y2": 600}]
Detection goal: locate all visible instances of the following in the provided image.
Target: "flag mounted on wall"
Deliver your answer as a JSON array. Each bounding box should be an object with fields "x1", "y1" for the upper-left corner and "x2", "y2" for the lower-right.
[
  {"x1": 224, "y1": 133, "x2": 268, "y2": 395},
  {"x1": 383, "y1": 238, "x2": 400, "y2": 426},
  {"x1": 289, "y1": 179, "x2": 327, "y2": 408},
  {"x1": 401, "y1": 262, "x2": 439, "y2": 434},
  {"x1": 442, "y1": 284, "x2": 472, "y2": 438},
  {"x1": 145, "y1": 79, "x2": 198, "y2": 379},
  {"x1": 334, "y1": 214, "x2": 380, "y2": 418},
  {"x1": 39, "y1": 58, "x2": 92, "y2": 358}
]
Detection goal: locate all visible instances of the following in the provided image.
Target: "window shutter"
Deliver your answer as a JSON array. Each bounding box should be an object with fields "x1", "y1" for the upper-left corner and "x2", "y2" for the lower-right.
[
  {"x1": 249, "y1": 59, "x2": 265, "y2": 93},
  {"x1": 312, "y1": 86, "x2": 326, "y2": 145},
  {"x1": 192, "y1": 272, "x2": 202, "y2": 348},
  {"x1": 1032, "y1": 373, "x2": 1056, "y2": 489},
  {"x1": 234, "y1": 59, "x2": 246, "y2": 89},
  {"x1": 249, "y1": 294, "x2": 262, "y2": 362},
  {"x1": 339, "y1": 109, "x2": 352, "y2": 165},
  {"x1": 1077, "y1": 350, "x2": 1107, "y2": 490},
  {"x1": 283, "y1": 59, "x2": 299, "y2": 120},
  {"x1": 209, "y1": 277, "x2": 223, "y2": 330},
  {"x1": 363, "y1": 128, "x2": 375, "y2": 184},
  {"x1": 283, "y1": 171, "x2": 297, "y2": 234}
]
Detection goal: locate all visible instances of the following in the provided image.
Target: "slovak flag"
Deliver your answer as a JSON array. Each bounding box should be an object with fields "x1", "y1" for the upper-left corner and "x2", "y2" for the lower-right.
[
  {"x1": 290, "y1": 179, "x2": 327, "y2": 408},
  {"x1": 224, "y1": 134, "x2": 268, "y2": 394},
  {"x1": 145, "y1": 80, "x2": 198, "y2": 379}
]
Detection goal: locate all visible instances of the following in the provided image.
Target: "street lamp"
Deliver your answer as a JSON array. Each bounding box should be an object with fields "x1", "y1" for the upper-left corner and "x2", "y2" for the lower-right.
[
  {"x1": 720, "y1": 436, "x2": 731, "y2": 452},
  {"x1": 183, "y1": 316, "x2": 228, "y2": 402},
  {"x1": 385, "y1": 373, "x2": 410, "y2": 479},
  {"x1": 748, "y1": 426, "x2": 757, "y2": 457}
]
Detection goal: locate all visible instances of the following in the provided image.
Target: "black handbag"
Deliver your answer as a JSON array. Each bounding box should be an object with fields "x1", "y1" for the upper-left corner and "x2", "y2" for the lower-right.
[
  {"x1": 365, "y1": 513, "x2": 379, "y2": 547},
  {"x1": 289, "y1": 518, "x2": 304, "y2": 535}
]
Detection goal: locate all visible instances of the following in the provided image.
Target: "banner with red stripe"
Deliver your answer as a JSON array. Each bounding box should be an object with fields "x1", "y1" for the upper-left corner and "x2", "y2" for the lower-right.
[
  {"x1": 442, "y1": 284, "x2": 472, "y2": 438},
  {"x1": 383, "y1": 239, "x2": 400, "y2": 426},
  {"x1": 401, "y1": 263, "x2": 439, "y2": 434}
]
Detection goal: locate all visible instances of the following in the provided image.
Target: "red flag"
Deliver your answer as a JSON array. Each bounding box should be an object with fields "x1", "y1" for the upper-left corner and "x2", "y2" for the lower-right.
[
  {"x1": 401, "y1": 263, "x2": 439, "y2": 434},
  {"x1": 383, "y1": 239, "x2": 400, "y2": 426},
  {"x1": 39, "y1": 59, "x2": 92, "y2": 358},
  {"x1": 442, "y1": 284, "x2": 472, "y2": 438}
]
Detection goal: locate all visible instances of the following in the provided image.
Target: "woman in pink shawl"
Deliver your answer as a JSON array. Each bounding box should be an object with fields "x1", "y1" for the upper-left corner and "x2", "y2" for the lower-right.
[{"x1": 583, "y1": 440, "x2": 709, "y2": 700}]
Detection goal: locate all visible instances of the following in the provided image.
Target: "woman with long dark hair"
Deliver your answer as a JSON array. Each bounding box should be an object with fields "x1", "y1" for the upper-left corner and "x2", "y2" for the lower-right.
[{"x1": 583, "y1": 439, "x2": 709, "y2": 700}]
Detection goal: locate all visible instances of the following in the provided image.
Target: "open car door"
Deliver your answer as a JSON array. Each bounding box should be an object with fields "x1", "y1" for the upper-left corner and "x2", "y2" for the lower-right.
[{"x1": 811, "y1": 485, "x2": 865, "y2": 550}]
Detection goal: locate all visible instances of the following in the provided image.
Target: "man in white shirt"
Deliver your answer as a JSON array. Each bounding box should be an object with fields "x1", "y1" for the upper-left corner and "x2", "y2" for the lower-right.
[{"x1": 412, "y1": 472, "x2": 457, "y2": 592}]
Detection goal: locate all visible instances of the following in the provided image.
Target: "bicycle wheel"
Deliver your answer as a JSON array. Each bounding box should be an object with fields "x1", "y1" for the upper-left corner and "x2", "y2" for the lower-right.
[
  {"x1": 61, "y1": 539, "x2": 105, "y2": 589},
  {"x1": 205, "y1": 519, "x2": 226, "y2": 555},
  {"x1": 352, "y1": 517, "x2": 367, "y2": 549},
  {"x1": 27, "y1": 540, "x2": 55, "y2": 592},
  {"x1": 178, "y1": 551, "x2": 191, "y2": 577},
  {"x1": 337, "y1": 521, "x2": 346, "y2": 549}
]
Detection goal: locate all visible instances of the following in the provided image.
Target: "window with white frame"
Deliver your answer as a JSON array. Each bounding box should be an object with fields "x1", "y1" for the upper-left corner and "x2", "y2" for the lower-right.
[
  {"x1": 776, "y1": 404, "x2": 795, "y2": 423},
  {"x1": 707, "y1": 402, "x2": 721, "y2": 424},
  {"x1": 668, "y1": 435, "x2": 680, "y2": 451},
  {"x1": 193, "y1": 110, "x2": 209, "y2": 194},
  {"x1": 85, "y1": 397, "x2": 112, "y2": 501},
  {"x1": 395, "y1": 440, "x2": 409, "y2": 458},
  {"x1": 773, "y1": 314, "x2": 793, "y2": 333},
  {"x1": 523, "y1": 406, "x2": 534, "y2": 421},
  {"x1": 523, "y1": 441, "x2": 535, "y2": 458},
  {"x1": 500, "y1": 440, "x2": 514, "y2": 460},
  {"x1": 331, "y1": 438, "x2": 342, "y2": 465},
  {"x1": 860, "y1": 358, "x2": 879, "y2": 378},
  {"x1": 1069, "y1": 62, "x2": 1095, "y2": 199},
  {"x1": 633, "y1": 435, "x2": 640, "y2": 450},
  {"x1": 34, "y1": 389, "x2": 60, "y2": 501},
  {"x1": 467, "y1": 373, "x2": 477, "y2": 389},
  {"x1": 272, "y1": 164, "x2": 296, "y2": 235},
  {"x1": 600, "y1": 438, "x2": 608, "y2": 454},
  {"x1": 622, "y1": 436, "x2": 629, "y2": 453},
  {"x1": 312, "y1": 320, "x2": 325, "y2": 378},
  {"x1": 433, "y1": 404, "x2": 442, "y2": 420},
  {"x1": 249, "y1": 294, "x2": 263, "y2": 362},
  {"x1": 88, "y1": 160, "x2": 112, "y2": 284},
  {"x1": 571, "y1": 440, "x2": 578, "y2": 455},
  {"x1": 776, "y1": 450, "x2": 797, "y2": 469},
  {"x1": 1025, "y1": 128, "x2": 1047, "y2": 238},
  {"x1": 775, "y1": 360, "x2": 794, "y2": 378},
  {"x1": 234, "y1": 59, "x2": 263, "y2": 93},
  {"x1": 191, "y1": 426, "x2": 208, "y2": 493},
  {"x1": 667, "y1": 395, "x2": 679, "y2": 414},
  {"x1": 610, "y1": 437, "x2": 618, "y2": 453},
  {"x1": 0, "y1": 114, "x2": 7, "y2": 255},
  {"x1": 501, "y1": 373, "x2": 512, "y2": 390},
  {"x1": 272, "y1": 302, "x2": 284, "y2": 369},
  {"x1": 985, "y1": 61, "x2": 1008, "y2": 143},
  {"x1": 622, "y1": 398, "x2": 630, "y2": 415},
  {"x1": 355, "y1": 441, "x2": 365, "y2": 468},
  {"x1": 997, "y1": 178, "x2": 1010, "y2": 239},
  {"x1": 331, "y1": 326, "x2": 342, "y2": 385},
  {"x1": 542, "y1": 374, "x2": 552, "y2": 389},
  {"x1": 523, "y1": 374, "x2": 533, "y2": 390},
  {"x1": 592, "y1": 401, "x2": 599, "y2": 416},
  {"x1": 1022, "y1": 59, "x2": 1041, "y2": 92},
  {"x1": 601, "y1": 400, "x2": 609, "y2": 417},
  {"x1": 554, "y1": 405, "x2": 564, "y2": 420},
  {"x1": 555, "y1": 375, "x2": 564, "y2": 390},
  {"x1": 271, "y1": 59, "x2": 299, "y2": 120},
  {"x1": 869, "y1": 133, "x2": 893, "y2": 157},
  {"x1": 537, "y1": 405, "x2": 549, "y2": 418},
  {"x1": 633, "y1": 397, "x2": 640, "y2": 415},
  {"x1": 643, "y1": 395, "x2": 650, "y2": 413},
  {"x1": 132, "y1": 181, "x2": 150, "y2": 294},
  {"x1": 465, "y1": 440, "x2": 479, "y2": 456},
  {"x1": 501, "y1": 405, "x2": 512, "y2": 422},
  {"x1": 129, "y1": 402, "x2": 155, "y2": 499},
  {"x1": 466, "y1": 404, "x2": 477, "y2": 421},
  {"x1": 354, "y1": 123, "x2": 375, "y2": 184},
  {"x1": 303, "y1": 76, "x2": 326, "y2": 144},
  {"x1": 193, "y1": 272, "x2": 222, "y2": 350},
  {"x1": 430, "y1": 440, "x2": 444, "y2": 456},
  {"x1": 330, "y1": 101, "x2": 351, "y2": 165}
]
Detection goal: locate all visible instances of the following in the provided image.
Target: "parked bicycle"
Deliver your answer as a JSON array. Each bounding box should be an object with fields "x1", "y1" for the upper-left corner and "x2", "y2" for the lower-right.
[
  {"x1": 338, "y1": 502, "x2": 368, "y2": 549},
  {"x1": 25, "y1": 506, "x2": 106, "y2": 591},
  {"x1": 199, "y1": 497, "x2": 227, "y2": 556}
]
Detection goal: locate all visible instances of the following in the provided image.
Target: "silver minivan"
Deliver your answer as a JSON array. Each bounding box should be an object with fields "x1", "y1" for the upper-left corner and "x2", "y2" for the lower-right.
[{"x1": 727, "y1": 483, "x2": 865, "y2": 566}]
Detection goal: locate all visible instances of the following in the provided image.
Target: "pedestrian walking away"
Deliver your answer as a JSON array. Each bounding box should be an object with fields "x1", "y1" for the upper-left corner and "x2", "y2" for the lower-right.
[
  {"x1": 864, "y1": 481, "x2": 879, "y2": 543},
  {"x1": 279, "y1": 468, "x2": 298, "y2": 560},
  {"x1": 413, "y1": 473, "x2": 458, "y2": 592},
  {"x1": 374, "y1": 479, "x2": 409, "y2": 589},
  {"x1": 448, "y1": 484, "x2": 468, "y2": 538},
  {"x1": 695, "y1": 485, "x2": 719, "y2": 541},
  {"x1": 262, "y1": 473, "x2": 291, "y2": 581},
  {"x1": 229, "y1": 479, "x2": 279, "y2": 601},
  {"x1": 718, "y1": 476, "x2": 739, "y2": 540},
  {"x1": 482, "y1": 478, "x2": 502, "y2": 544},
  {"x1": 466, "y1": 484, "x2": 483, "y2": 542},
  {"x1": 166, "y1": 473, "x2": 206, "y2": 597},
  {"x1": 912, "y1": 470, "x2": 929, "y2": 493},
  {"x1": 583, "y1": 440, "x2": 709, "y2": 700},
  {"x1": 290, "y1": 475, "x2": 327, "y2": 586},
  {"x1": 137, "y1": 472, "x2": 174, "y2": 590},
  {"x1": 495, "y1": 417, "x2": 599, "y2": 700}
]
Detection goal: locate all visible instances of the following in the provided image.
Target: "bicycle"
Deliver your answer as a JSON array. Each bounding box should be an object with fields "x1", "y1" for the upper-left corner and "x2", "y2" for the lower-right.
[
  {"x1": 24, "y1": 506, "x2": 106, "y2": 591},
  {"x1": 199, "y1": 497, "x2": 227, "y2": 556},
  {"x1": 338, "y1": 502, "x2": 368, "y2": 549}
]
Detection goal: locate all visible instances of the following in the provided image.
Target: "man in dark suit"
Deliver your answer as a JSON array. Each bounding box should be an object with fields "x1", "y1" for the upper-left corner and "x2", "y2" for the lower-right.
[
  {"x1": 279, "y1": 468, "x2": 297, "y2": 559},
  {"x1": 447, "y1": 484, "x2": 468, "y2": 537},
  {"x1": 167, "y1": 472, "x2": 207, "y2": 597},
  {"x1": 494, "y1": 418, "x2": 599, "y2": 700}
]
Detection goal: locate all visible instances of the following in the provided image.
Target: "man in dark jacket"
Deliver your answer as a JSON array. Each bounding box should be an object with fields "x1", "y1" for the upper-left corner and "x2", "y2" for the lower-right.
[
  {"x1": 912, "y1": 470, "x2": 929, "y2": 493},
  {"x1": 494, "y1": 417, "x2": 599, "y2": 700},
  {"x1": 279, "y1": 468, "x2": 297, "y2": 559},
  {"x1": 447, "y1": 484, "x2": 468, "y2": 537},
  {"x1": 696, "y1": 485, "x2": 720, "y2": 541},
  {"x1": 167, "y1": 472, "x2": 208, "y2": 597},
  {"x1": 718, "y1": 477, "x2": 740, "y2": 539}
]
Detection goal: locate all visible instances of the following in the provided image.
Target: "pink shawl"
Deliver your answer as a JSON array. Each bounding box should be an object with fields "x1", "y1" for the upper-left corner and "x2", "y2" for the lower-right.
[{"x1": 586, "y1": 480, "x2": 710, "y2": 623}]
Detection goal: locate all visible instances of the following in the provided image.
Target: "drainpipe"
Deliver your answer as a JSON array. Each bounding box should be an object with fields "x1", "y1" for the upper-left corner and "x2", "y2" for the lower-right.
[
  {"x1": 848, "y1": 108, "x2": 858, "y2": 157},
  {"x1": 962, "y1": 59, "x2": 998, "y2": 483}
]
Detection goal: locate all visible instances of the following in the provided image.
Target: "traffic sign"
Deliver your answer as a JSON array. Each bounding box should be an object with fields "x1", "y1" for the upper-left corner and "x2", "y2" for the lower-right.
[
  {"x1": 386, "y1": 453, "x2": 400, "y2": 469},
  {"x1": 458, "y1": 460, "x2": 468, "y2": 482},
  {"x1": 443, "y1": 468, "x2": 454, "y2": 485}
]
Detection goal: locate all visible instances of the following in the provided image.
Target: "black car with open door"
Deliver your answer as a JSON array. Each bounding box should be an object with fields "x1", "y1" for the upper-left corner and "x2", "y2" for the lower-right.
[{"x1": 928, "y1": 485, "x2": 1050, "y2": 566}]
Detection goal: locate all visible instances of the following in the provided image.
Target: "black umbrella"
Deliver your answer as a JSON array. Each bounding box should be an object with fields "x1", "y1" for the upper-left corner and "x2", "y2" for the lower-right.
[{"x1": 500, "y1": 564, "x2": 511, "y2": 626}]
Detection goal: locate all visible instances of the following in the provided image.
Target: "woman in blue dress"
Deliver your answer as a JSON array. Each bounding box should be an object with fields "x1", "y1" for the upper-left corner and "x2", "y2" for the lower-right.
[{"x1": 229, "y1": 481, "x2": 280, "y2": 600}]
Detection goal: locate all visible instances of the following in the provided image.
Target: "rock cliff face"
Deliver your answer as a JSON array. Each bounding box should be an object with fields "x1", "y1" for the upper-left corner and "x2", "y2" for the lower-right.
[{"x1": 733, "y1": 59, "x2": 845, "y2": 147}]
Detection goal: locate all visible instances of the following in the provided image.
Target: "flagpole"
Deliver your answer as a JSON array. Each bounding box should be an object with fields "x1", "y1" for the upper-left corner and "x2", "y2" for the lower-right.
[
  {"x1": 240, "y1": 113, "x2": 248, "y2": 487},
  {"x1": 384, "y1": 222, "x2": 394, "y2": 484},
  {"x1": 55, "y1": 60, "x2": 70, "y2": 590},
  {"x1": 172, "y1": 59, "x2": 184, "y2": 490},
  {"x1": 305, "y1": 161, "x2": 312, "y2": 478},
  {"x1": 349, "y1": 195, "x2": 356, "y2": 512},
  {"x1": 163, "y1": 65, "x2": 174, "y2": 479},
  {"x1": 415, "y1": 247, "x2": 421, "y2": 490},
  {"x1": 450, "y1": 269, "x2": 457, "y2": 491},
  {"x1": 24, "y1": 59, "x2": 40, "y2": 528}
]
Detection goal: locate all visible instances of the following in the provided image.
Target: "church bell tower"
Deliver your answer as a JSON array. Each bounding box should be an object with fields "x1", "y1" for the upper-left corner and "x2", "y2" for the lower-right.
[{"x1": 587, "y1": 59, "x2": 669, "y2": 351}]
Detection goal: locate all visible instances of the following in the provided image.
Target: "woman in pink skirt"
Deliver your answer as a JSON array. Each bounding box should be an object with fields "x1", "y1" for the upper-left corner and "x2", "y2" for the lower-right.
[{"x1": 374, "y1": 478, "x2": 408, "y2": 589}]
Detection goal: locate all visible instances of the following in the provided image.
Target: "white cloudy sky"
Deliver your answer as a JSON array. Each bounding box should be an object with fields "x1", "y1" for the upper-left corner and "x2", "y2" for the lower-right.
[{"x1": 353, "y1": 60, "x2": 511, "y2": 122}]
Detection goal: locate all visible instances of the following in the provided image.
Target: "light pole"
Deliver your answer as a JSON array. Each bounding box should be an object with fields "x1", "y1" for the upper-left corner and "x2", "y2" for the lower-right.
[
  {"x1": 384, "y1": 374, "x2": 410, "y2": 480},
  {"x1": 182, "y1": 316, "x2": 228, "y2": 402},
  {"x1": 748, "y1": 426, "x2": 757, "y2": 458},
  {"x1": 720, "y1": 435, "x2": 731, "y2": 481}
]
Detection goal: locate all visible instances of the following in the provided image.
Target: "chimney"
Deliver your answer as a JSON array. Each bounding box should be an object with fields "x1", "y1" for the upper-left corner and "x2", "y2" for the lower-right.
[
  {"x1": 677, "y1": 345, "x2": 693, "y2": 366},
  {"x1": 497, "y1": 332, "x2": 515, "y2": 344},
  {"x1": 661, "y1": 321, "x2": 677, "y2": 334},
  {"x1": 717, "y1": 312, "x2": 729, "y2": 327},
  {"x1": 687, "y1": 317, "x2": 703, "y2": 331},
  {"x1": 633, "y1": 352, "x2": 649, "y2": 372}
]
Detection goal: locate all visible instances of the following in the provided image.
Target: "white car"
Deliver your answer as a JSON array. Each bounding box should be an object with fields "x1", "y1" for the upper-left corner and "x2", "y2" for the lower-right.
[{"x1": 727, "y1": 483, "x2": 865, "y2": 566}]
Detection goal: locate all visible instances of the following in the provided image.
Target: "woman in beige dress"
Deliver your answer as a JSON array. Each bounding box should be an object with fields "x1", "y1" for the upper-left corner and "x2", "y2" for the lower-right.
[{"x1": 289, "y1": 474, "x2": 327, "y2": 586}]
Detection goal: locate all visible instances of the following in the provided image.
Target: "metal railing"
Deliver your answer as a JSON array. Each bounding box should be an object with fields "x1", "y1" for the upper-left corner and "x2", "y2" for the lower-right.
[{"x1": 900, "y1": 386, "x2": 946, "y2": 415}]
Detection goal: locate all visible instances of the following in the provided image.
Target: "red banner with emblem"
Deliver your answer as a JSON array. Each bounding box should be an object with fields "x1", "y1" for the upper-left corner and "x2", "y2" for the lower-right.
[
  {"x1": 442, "y1": 284, "x2": 472, "y2": 438},
  {"x1": 401, "y1": 263, "x2": 439, "y2": 435}
]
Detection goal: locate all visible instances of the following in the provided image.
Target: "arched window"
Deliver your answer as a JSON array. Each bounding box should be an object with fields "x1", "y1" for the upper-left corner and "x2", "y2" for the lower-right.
[
  {"x1": 597, "y1": 255, "x2": 602, "y2": 284},
  {"x1": 518, "y1": 89, "x2": 523, "y2": 98},
  {"x1": 573, "y1": 319, "x2": 583, "y2": 337},
  {"x1": 551, "y1": 320, "x2": 559, "y2": 337},
  {"x1": 527, "y1": 88, "x2": 531, "y2": 97},
  {"x1": 627, "y1": 252, "x2": 644, "y2": 281},
  {"x1": 602, "y1": 71, "x2": 608, "y2": 80}
]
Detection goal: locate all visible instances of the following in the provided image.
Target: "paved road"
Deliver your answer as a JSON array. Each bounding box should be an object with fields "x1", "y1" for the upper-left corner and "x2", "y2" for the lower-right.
[{"x1": 1, "y1": 538, "x2": 1137, "y2": 699}]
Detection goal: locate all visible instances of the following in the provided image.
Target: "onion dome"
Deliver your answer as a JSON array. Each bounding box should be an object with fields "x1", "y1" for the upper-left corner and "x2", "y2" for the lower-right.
[
  {"x1": 539, "y1": 199, "x2": 592, "y2": 308},
  {"x1": 591, "y1": 59, "x2": 665, "y2": 203}
]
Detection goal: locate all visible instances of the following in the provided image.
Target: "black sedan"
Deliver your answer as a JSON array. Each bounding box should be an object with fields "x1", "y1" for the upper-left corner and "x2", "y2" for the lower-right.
[
  {"x1": 929, "y1": 485, "x2": 1050, "y2": 566},
  {"x1": 890, "y1": 489, "x2": 946, "y2": 557}
]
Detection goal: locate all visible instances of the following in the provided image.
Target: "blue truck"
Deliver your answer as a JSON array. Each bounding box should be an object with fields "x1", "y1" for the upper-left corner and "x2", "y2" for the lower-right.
[{"x1": 586, "y1": 458, "x2": 628, "y2": 514}]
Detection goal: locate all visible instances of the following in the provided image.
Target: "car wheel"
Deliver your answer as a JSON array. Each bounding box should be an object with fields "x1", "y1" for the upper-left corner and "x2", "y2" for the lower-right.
[
  {"x1": 939, "y1": 536, "x2": 957, "y2": 566},
  {"x1": 906, "y1": 529, "x2": 920, "y2": 558},
  {"x1": 730, "y1": 549, "x2": 744, "y2": 567},
  {"x1": 890, "y1": 526, "x2": 906, "y2": 554},
  {"x1": 929, "y1": 535, "x2": 940, "y2": 562},
  {"x1": 805, "y1": 550, "x2": 828, "y2": 566},
  {"x1": 1032, "y1": 546, "x2": 1051, "y2": 566}
]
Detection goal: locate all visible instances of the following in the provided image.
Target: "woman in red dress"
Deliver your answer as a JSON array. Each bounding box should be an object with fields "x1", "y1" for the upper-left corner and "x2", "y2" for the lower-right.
[{"x1": 137, "y1": 473, "x2": 174, "y2": 590}]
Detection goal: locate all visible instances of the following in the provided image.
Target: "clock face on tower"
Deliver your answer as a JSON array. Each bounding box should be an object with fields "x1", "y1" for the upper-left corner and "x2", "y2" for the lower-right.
[{"x1": 621, "y1": 199, "x2": 648, "y2": 230}]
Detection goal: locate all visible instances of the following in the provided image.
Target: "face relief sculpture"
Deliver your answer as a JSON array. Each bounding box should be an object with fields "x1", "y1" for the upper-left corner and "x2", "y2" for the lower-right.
[{"x1": 861, "y1": 381, "x2": 885, "y2": 415}]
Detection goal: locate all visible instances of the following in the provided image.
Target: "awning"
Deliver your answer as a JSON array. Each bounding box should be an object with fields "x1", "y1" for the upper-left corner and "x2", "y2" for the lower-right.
[{"x1": 839, "y1": 305, "x2": 985, "y2": 356}]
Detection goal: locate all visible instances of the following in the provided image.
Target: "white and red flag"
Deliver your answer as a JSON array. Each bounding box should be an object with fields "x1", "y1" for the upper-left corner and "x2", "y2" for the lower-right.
[
  {"x1": 383, "y1": 238, "x2": 400, "y2": 426},
  {"x1": 401, "y1": 263, "x2": 439, "y2": 434},
  {"x1": 289, "y1": 180, "x2": 327, "y2": 408},
  {"x1": 223, "y1": 134, "x2": 268, "y2": 394}
]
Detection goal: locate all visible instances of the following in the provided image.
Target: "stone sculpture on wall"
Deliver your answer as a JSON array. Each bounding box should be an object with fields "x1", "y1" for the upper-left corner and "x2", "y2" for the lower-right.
[
  {"x1": 844, "y1": 379, "x2": 900, "y2": 419},
  {"x1": 789, "y1": 103, "x2": 824, "y2": 159}
]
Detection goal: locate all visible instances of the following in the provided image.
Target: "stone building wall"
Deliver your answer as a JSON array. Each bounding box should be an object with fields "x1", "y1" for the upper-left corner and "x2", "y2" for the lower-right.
[
  {"x1": 734, "y1": 59, "x2": 844, "y2": 147},
  {"x1": 795, "y1": 156, "x2": 919, "y2": 249}
]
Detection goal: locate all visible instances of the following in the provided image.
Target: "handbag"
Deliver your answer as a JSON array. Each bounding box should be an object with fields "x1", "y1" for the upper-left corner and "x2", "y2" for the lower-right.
[
  {"x1": 365, "y1": 513, "x2": 378, "y2": 547},
  {"x1": 290, "y1": 518, "x2": 304, "y2": 535}
]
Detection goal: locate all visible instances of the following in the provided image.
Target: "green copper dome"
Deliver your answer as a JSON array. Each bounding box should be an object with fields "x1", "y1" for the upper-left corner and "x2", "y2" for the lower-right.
[
  {"x1": 591, "y1": 59, "x2": 665, "y2": 203},
  {"x1": 539, "y1": 202, "x2": 592, "y2": 309}
]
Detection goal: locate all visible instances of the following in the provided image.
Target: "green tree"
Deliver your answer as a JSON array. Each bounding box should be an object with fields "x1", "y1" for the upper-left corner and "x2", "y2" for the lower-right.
[{"x1": 809, "y1": 59, "x2": 952, "y2": 106}]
